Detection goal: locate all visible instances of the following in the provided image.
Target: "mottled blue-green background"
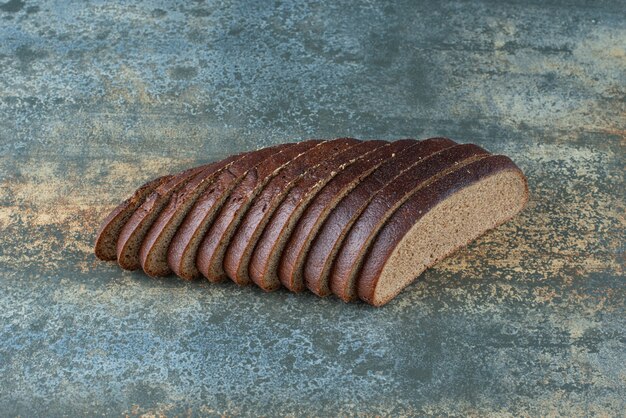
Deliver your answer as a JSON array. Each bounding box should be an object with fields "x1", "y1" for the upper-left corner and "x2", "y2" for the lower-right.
[{"x1": 0, "y1": 0, "x2": 624, "y2": 416}]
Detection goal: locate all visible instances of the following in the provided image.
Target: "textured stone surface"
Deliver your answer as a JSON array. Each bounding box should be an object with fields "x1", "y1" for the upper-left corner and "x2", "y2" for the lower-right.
[{"x1": 0, "y1": 0, "x2": 624, "y2": 416}]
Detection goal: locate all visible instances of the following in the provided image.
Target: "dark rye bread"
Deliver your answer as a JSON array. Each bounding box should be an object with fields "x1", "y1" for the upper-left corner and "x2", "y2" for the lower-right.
[
  {"x1": 357, "y1": 155, "x2": 529, "y2": 306},
  {"x1": 167, "y1": 143, "x2": 293, "y2": 280},
  {"x1": 94, "y1": 175, "x2": 172, "y2": 261},
  {"x1": 116, "y1": 165, "x2": 209, "y2": 270},
  {"x1": 94, "y1": 137, "x2": 529, "y2": 307},
  {"x1": 139, "y1": 152, "x2": 245, "y2": 276},
  {"x1": 223, "y1": 138, "x2": 361, "y2": 286},
  {"x1": 248, "y1": 140, "x2": 388, "y2": 291},
  {"x1": 196, "y1": 139, "x2": 328, "y2": 283},
  {"x1": 330, "y1": 144, "x2": 490, "y2": 302},
  {"x1": 304, "y1": 138, "x2": 458, "y2": 296},
  {"x1": 278, "y1": 139, "x2": 449, "y2": 292}
]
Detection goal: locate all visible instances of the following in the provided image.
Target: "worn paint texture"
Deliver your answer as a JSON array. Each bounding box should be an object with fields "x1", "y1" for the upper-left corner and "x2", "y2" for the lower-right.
[{"x1": 0, "y1": 0, "x2": 624, "y2": 416}]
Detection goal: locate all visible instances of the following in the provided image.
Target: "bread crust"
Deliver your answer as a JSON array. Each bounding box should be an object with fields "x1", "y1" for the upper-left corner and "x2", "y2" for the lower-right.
[
  {"x1": 223, "y1": 138, "x2": 361, "y2": 286},
  {"x1": 167, "y1": 143, "x2": 292, "y2": 280},
  {"x1": 248, "y1": 140, "x2": 387, "y2": 291},
  {"x1": 304, "y1": 137, "x2": 458, "y2": 296},
  {"x1": 94, "y1": 175, "x2": 172, "y2": 261},
  {"x1": 357, "y1": 155, "x2": 529, "y2": 306},
  {"x1": 116, "y1": 165, "x2": 209, "y2": 270},
  {"x1": 196, "y1": 139, "x2": 326, "y2": 283},
  {"x1": 139, "y1": 152, "x2": 245, "y2": 276},
  {"x1": 330, "y1": 144, "x2": 490, "y2": 302}
]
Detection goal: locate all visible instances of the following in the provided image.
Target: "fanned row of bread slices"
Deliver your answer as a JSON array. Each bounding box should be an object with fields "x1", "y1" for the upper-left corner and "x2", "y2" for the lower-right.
[{"x1": 95, "y1": 137, "x2": 528, "y2": 306}]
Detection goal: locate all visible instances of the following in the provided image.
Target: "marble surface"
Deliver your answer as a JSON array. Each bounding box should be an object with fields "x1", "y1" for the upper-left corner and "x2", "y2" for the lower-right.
[{"x1": 0, "y1": 0, "x2": 624, "y2": 416}]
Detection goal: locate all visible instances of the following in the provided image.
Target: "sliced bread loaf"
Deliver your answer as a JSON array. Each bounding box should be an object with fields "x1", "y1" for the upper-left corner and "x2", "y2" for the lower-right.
[
  {"x1": 95, "y1": 175, "x2": 172, "y2": 261},
  {"x1": 94, "y1": 136, "x2": 529, "y2": 307},
  {"x1": 139, "y1": 152, "x2": 245, "y2": 276},
  {"x1": 224, "y1": 138, "x2": 362, "y2": 287},
  {"x1": 195, "y1": 139, "x2": 330, "y2": 283},
  {"x1": 304, "y1": 137, "x2": 458, "y2": 296},
  {"x1": 357, "y1": 155, "x2": 528, "y2": 306},
  {"x1": 167, "y1": 143, "x2": 293, "y2": 280},
  {"x1": 247, "y1": 140, "x2": 387, "y2": 291},
  {"x1": 330, "y1": 144, "x2": 490, "y2": 302},
  {"x1": 277, "y1": 139, "x2": 444, "y2": 292},
  {"x1": 116, "y1": 165, "x2": 209, "y2": 270}
]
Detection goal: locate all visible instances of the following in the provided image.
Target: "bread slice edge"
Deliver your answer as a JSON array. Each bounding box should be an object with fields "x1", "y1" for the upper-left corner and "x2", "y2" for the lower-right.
[
  {"x1": 94, "y1": 175, "x2": 172, "y2": 261},
  {"x1": 359, "y1": 155, "x2": 529, "y2": 306}
]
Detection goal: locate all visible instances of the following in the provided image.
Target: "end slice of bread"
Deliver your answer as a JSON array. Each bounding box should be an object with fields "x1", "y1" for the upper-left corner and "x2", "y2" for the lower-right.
[
  {"x1": 94, "y1": 175, "x2": 172, "y2": 261},
  {"x1": 358, "y1": 155, "x2": 529, "y2": 306},
  {"x1": 330, "y1": 143, "x2": 490, "y2": 302}
]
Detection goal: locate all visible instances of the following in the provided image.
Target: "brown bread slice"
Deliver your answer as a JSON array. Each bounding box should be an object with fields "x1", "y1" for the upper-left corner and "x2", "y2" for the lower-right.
[
  {"x1": 224, "y1": 138, "x2": 362, "y2": 287},
  {"x1": 94, "y1": 174, "x2": 172, "y2": 261},
  {"x1": 304, "y1": 138, "x2": 460, "y2": 296},
  {"x1": 139, "y1": 152, "x2": 245, "y2": 276},
  {"x1": 278, "y1": 138, "x2": 453, "y2": 292},
  {"x1": 196, "y1": 139, "x2": 328, "y2": 283},
  {"x1": 357, "y1": 155, "x2": 529, "y2": 306},
  {"x1": 330, "y1": 144, "x2": 491, "y2": 302},
  {"x1": 247, "y1": 140, "x2": 387, "y2": 291},
  {"x1": 116, "y1": 165, "x2": 210, "y2": 270},
  {"x1": 167, "y1": 143, "x2": 293, "y2": 280}
]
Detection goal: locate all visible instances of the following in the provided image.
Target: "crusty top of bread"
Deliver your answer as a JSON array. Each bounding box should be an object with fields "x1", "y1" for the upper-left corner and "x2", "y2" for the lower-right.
[
  {"x1": 139, "y1": 152, "x2": 245, "y2": 276},
  {"x1": 248, "y1": 139, "x2": 388, "y2": 291},
  {"x1": 223, "y1": 138, "x2": 360, "y2": 286},
  {"x1": 247, "y1": 141, "x2": 389, "y2": 291},
  {"x1": 167, "y1": 143, "x2": 294, "y2": 280},
  {"x1": 304, "y1": 137, "x2": 457, "y2": 296},
  {"x1": 196, "y1": 140, "x2": 324, "y2": 282},
  {"x1": 276, "y1": 139, "x2": 422, "y2": 292}
]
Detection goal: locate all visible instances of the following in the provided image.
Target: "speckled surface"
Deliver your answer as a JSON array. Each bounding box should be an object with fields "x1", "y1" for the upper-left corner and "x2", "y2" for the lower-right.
[{"x1": 0, "y1": 0, "x2": 624, "y2": 416}]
